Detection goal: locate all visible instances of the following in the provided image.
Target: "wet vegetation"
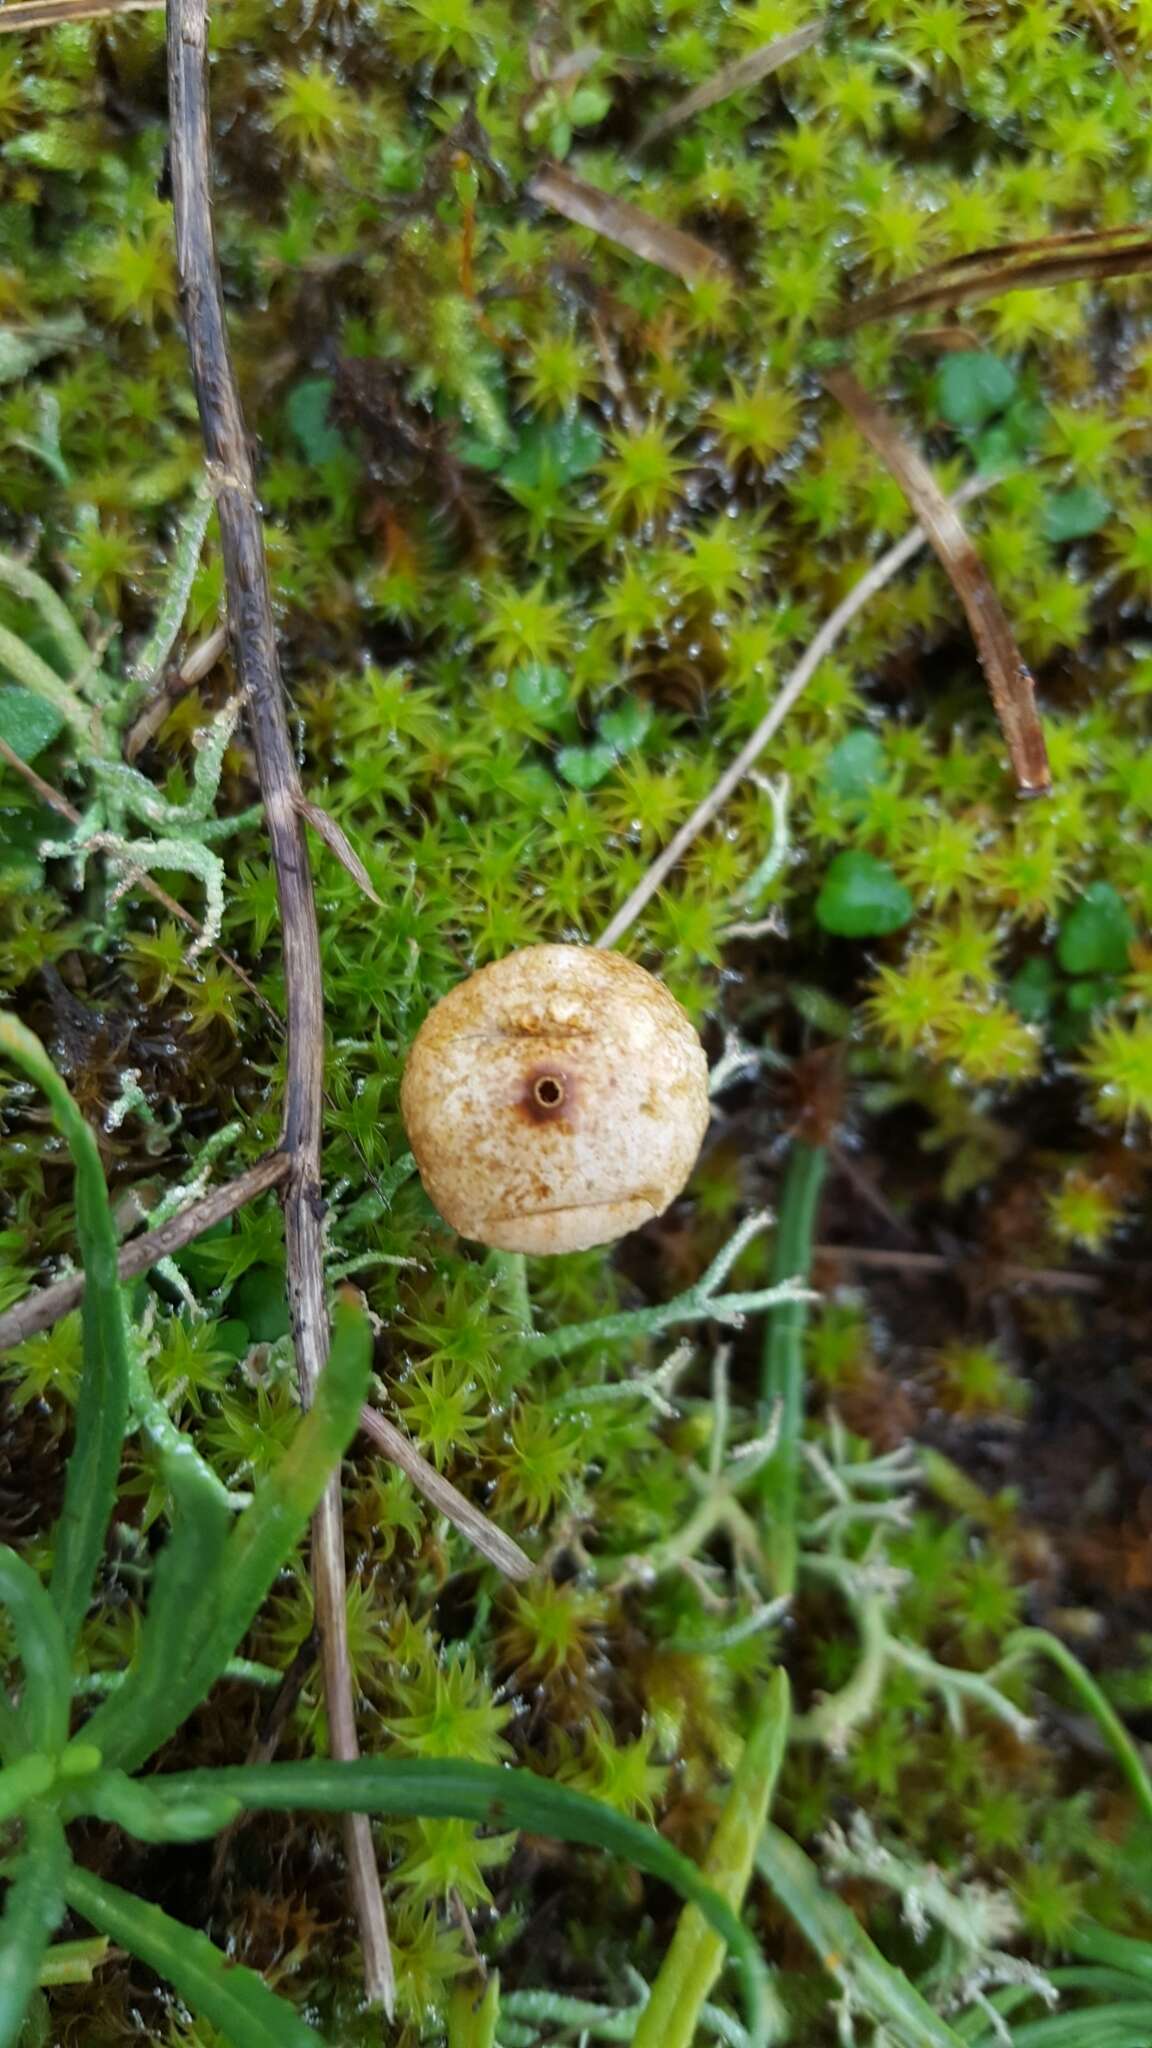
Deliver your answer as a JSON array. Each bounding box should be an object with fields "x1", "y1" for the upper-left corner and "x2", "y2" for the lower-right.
[{"x1": 2, "y1": 0, "x2": 1152, "y2": 2039}]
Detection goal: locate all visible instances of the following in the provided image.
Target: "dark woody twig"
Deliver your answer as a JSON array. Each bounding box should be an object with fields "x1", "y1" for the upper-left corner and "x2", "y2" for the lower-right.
[
  {"x1": 165, "y1": 0, "x2": 393, "y2": 2006},
  {"x1": 0, "y1": 1153, "x2": 290, "y2": 1351},
  {"x1": 824, "y1": 367, "x2": 1050, "y2": 797}
]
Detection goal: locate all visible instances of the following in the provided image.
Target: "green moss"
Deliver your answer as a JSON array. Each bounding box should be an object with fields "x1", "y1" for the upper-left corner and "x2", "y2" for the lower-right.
[{"x1": 3, "y1": 0, "x2": 1152, "y2": 2034}]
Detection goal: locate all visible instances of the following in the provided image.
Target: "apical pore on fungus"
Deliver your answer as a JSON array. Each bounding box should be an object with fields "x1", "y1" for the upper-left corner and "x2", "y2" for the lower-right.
[{"x1": 400, "y1": 944, "x2": 711, "y2": 1254}]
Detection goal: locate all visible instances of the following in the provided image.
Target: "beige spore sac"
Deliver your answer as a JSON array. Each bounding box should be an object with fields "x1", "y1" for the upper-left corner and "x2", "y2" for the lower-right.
[{"x1": 400, "y1": 944, "x2": 710, "y2": 1254}]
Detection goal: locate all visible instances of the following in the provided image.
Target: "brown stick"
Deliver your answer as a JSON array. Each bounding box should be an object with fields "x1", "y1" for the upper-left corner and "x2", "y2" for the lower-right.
[
  {"x1": 837, "y1": 221, "x2": 1152, "y2": 331},
  {"x1": 165, "y1": 0, "x2": 393, "y2": 2007},
  {"x1": 813, "y1": 1243, "x2": 1108, "y2": 1295},
  {"x1": 124, "y1": 620, "x2": 228, "y2": 762},
  {"x1": 357, "y1": 1407, "x2": 533, "y2": 1580},
  {"x1": 0, "y1": 1153, "x2": 290, "y2": 1351},
  {"x1": 0, "y1": 0, "x2": 160, "y2": 27},
  {"x1": 529, "y1": 163, "x2": 731, "y2": 284},
  {"x1": 638, "y1": 21, "x2": 823, "y2": 145},
  {"x1": 595, "y1": 475, "x2": 995, "y2": 948},
  {"x1": 824, "y1": 368, "x2": 1050, "y2": 796}
]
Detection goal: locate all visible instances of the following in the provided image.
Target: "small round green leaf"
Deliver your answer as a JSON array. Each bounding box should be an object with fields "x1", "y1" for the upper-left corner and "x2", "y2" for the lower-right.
[
  {"x1": 1042, "y1": 487, "x2": 1111, "y2": 544},
  {"x1": 569, "y1": 84, "x2": 612, "y2": 126},
  {"x1": 227, "y1": 1266, "x2": 292, "y2": 1344},
  {"x1": 0, "y1": 686, "x2": 65, "y2": 763},
  {"x1": 825, "y1": 729, "x2": 886, "y2": 803},
  {"x1": 555, "y1": 743, "x2": 616, "y2": 790},
  {"x1": 598, "y1": 698, "x2": 652, "y2": 752},
  {"x1": 500, "y1": 416, "x2": 602, "y2": 491},
  {"x1": 1065, "y1": 974, "x2": 1117, "y2": 1015},
  {"x1": 1008, "y1": 957, "x2": 1055, "y2": 1024},
  {"x1": 285, "y1": 378, "x2": 349, "y2": 467},
  {"x1": 935, "y1": 351, "x2": 1017, "y2": 431},
  {"x1": 815, "y1": 851, "x2": 913, "y2": 938},
  {"x1": 1057, "y1": 882, "x2": 1134, "y2": 976},
  {"x1": 511, "y1": 663, "x2": 569, "y2": 721}
]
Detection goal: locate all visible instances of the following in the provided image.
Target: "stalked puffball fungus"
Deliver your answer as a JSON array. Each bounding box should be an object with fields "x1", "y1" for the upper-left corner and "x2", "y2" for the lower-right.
[{"x1": 400, "y1": 944, "x2": 711, "y2": 1254}]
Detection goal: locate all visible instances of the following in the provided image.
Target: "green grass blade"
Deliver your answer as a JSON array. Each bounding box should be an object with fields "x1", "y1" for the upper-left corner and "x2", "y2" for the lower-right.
[
  {"x1": 79, "y1": 1452, "x2": 232, "y2": 1772},
  {"x1": 0, "y1": 1812, "x2": 67, "y2": 2048},
  {"x1": 634, "y1": 1669, "x2": 791, "y2": 2048},
  {"x1": 62, "y1": 1864, "x2": 327, "y2": 2048},
  {"x1": 115, "y1": 1755, "x2": 773, "y2": 2045},
  {"x1": 999, "y1": 1631, "x2": 1152, "y2": 1828},
  {"x1": 1065, "y1": 1923, "x2": 1152, "y2": 1984},
  {"x1": 0, "y1": 1014, "x2": 131, "y2": 1649},
  {"x1": 1048, "y1": 1968, "x2": 1152, "y2": 1997},
  {"x1": 756, "y1": 1824, "x2": 966, "y2": 2048},
  {"x1": 0, "y1": 1693, "x2": 24, "y2": 1763},
  {"x1": 1000, "y1": 2010, "x2": 1152, "y2": 2048},
  {"x1": 0, "y1": 624, "x2": 93, "y2": 743},
  {"x1": 0, "y1": 552, "x2": 90, "y2": 680},
  {"x1": 759, "y1": 1140, "x2": 826, "y2": 1598},
  {"x1": 0, "y1": 1547, "x2": 71, "y2": 1757},
  {"x1": 81, "y1": 1302, "x2": 371, "y2": 1772}
]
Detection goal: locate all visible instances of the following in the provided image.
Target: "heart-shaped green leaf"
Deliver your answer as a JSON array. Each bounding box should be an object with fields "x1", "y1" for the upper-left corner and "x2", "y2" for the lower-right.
[{"x1": 815, "y1": 851, "x2": 913, "y2": 938}]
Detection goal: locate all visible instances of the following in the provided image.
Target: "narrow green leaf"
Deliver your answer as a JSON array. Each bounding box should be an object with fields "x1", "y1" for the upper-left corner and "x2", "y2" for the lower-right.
[
  {"x1": 999, "y1": 1629, "x2": 1152, "y2": 1828},
  {"x1": 449, "y1": 1972, "x2": 501, "y2": 2048},
  {"x1": 191, "y1": 1301, "x2": 371, "y2": 1676},
  {"x1": 0, "y1": 1549, "x2": 70, "y2": 1758},
  {"x1": 0, "y1": 553, "x2": 88, "y2": 680},
  {"x1": 0, "y1": 687, "x2": 64, "y2": 763},
  {"x1": 634, "y1": 1670, "x2": 792, "y2": 2048},
  {"x1": 0, "y1": 1813, "x2": 67, "y2": 2048},
  {"x1": 815, "y1": 850, "x2": 913, "y2": 938},
  {"x1": 1000, "y1": 2010, "x2": 1152, "y2": 2048},
  {"x1": 116, "y1": 1756, "x2": 772, "y2": 2045},
  {"x1": 1067, "y1": 1922, "x2": 1152, "y2": 1985},
  {"x1": 36, "y1": 1936, "x2": 111, "y2": 1988},
  {"x1": 0, "y1": 1016, "x2": 131, "y2": 1651},
  {"x1": 62, "y1": 1865, "x2": 326, "y2": 2048},
  {"x1": 81, "y1": 1304, "x2": 371, "y2": 1773},
  {"x1": 0, "y1": 1693, "x2": 23, "y2": 1765},
  {"x1": 0, "y1": 625, "x2": 91, "y2": 743},
  {"x1": 78, "y1": 1452, "x2": 230, "y2": 1772},
  {"x1": 756, "y1": 1826, "x2": 966, "y2": 2048}
]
